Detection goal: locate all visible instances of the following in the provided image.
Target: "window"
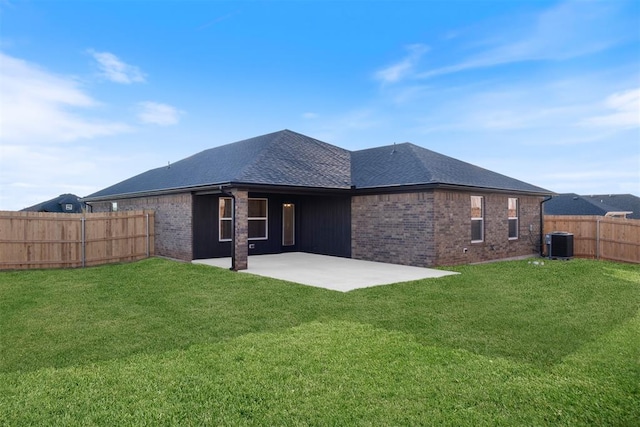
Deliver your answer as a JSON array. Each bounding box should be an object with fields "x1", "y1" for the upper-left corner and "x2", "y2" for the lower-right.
[
  {"x1": 282, "y1": 203, "x2": 295, "y2": 246},
  {"x1": 218, "y1": 197, "x2": 268, "y2": 242},
  {"x1": 219, "y1": 197, "x2": 233, "y2": 241},
  {"x1": 64, "y1": 204, "x2": 74, "y2": 211},
  {"x1": 111, "y1": 202, "x2": 118, "y2": 212},
  {"x1": 248, "y1": 198, "x2": 268, "y2": 240},
  {"x1": 508, "y1": 198, "x2": 518, "y2": 240},
  {"x1": 471, "y1": 196, "x2": 484, "y2": 242}
]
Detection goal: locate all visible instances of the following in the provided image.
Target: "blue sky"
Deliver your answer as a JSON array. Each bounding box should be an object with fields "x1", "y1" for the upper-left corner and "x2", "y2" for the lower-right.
[{"x1": 1, "y1": 0, "x2": 638, "y2": 211}]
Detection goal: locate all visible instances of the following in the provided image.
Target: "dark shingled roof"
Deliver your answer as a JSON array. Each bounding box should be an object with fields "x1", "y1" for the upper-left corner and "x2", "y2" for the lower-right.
[
  {"x1": 86, "y1": 130, "x2": 352, "y2": 199},
  {"x1": 544, "y1": 193, "x2": 640, "y2": 219},
  {"x1": 22, "y1": 194, "x2": 84, "y2": 213},
  {"x1": 85, "y1": 129, "x2": 550, "y2": 200},
  {"x1": 351, "y1": 142, "x2": 549, "y2": 193}
]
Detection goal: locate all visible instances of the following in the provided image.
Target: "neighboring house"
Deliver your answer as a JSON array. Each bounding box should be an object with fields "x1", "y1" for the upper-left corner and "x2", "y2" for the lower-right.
[
  {"x1": 544, "y1": 193, "x2": 640, "y2": 219},
  {"x1": 21, "y1": 193, "x2": 85, "y2": 213},
  {"x1": 83, "y1": 130, "x2": 551, "y2": 269}
]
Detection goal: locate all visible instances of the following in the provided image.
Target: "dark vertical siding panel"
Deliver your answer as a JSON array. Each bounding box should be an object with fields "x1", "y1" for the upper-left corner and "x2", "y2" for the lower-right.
[
  {"x1": 247, "y1": 193, "x2": 284, "y2": 255},
  {"x1": 193, "y1": 195, "x2": 231, "y2": 259},
  {"x1": 193, "y1": 195, "x2": 213, "y2": 259},
  {"x1": 299, "y1": 196, "x2": 351, "y2": 257},
  {"x1": 194, "y1": 193, "x2": 351, "y2": 259}
]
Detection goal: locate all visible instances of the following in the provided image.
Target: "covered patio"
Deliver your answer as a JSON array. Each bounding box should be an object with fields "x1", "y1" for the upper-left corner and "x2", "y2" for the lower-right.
[{"x1": 193, "y1": 252, "x2": 458, "y2": 292}]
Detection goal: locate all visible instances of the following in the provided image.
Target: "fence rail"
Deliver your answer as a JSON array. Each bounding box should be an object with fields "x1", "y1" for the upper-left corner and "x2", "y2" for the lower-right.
[
  {"x1": 0, "y1": 210, "x2": 155, "y2": 270},
  {"x1": 544, "y1": 215, "x2": 640, "y2": 264}
]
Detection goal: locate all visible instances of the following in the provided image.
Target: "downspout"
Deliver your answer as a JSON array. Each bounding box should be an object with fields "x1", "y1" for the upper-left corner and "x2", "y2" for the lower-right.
[
  {"x1": 539, "y1": 196, "x2": 553, "y2": 256},
  {"x1": 218, "y1": 185, "x2": 236, "y2": 270}
]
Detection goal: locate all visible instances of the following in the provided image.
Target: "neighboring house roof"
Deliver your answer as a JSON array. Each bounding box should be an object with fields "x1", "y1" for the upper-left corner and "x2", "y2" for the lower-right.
[
  {"x1": 21, "y1": 194, "x2": 85, "y2": 213},
  {"x1": 544, "y1": 193, "x2": 640, "y2": 219},
  {"x1": 84, "y1": 129, "x2": 550, "y2": 201}
]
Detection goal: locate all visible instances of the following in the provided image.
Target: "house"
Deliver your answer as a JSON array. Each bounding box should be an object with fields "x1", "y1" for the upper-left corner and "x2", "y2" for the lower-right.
[
  {"x1": 83, "y1": 130, "x2": 551, "y2": 269},
  {"x1": 21, "y1": 193, "x2": 85, "y2": 213},
  {"x1": 544, "y1": 193, "x2": 640, "y2": 219}
]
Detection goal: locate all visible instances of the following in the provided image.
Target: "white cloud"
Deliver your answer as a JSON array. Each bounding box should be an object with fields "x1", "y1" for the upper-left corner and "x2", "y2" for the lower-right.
[
  {"x1": 580, "y1": 88, "x2": 640, "y2": 129},
  {"x1": 137, "y1": 101, "x2": 183, "y2": 126},
  {"x1": 416, "y1": 1, "x2": 635, "y2": 79},
  {"x1": 374, "y1": 44, "x2": 428, "y2": 84},
  {"x1": 302, "y1": 112, "x2": 319, "y2": 119},
  {"x1": 88, "y1": 50, "x2": 146, "y2": 84},
  {"x1": 0, "y1": 52, "x2": 131, "y2": 143},
  {"x1": 0, "y1": 53, "x2": 139, "y2": 211}
]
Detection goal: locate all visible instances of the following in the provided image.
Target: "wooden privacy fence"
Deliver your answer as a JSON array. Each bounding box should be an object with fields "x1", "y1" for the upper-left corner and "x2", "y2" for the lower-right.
[
  {"x1": 544, "y1": 215, "x2": 640, "y2": 264},
  {"x1": 0, "y1": 210, "x2": 155, "y2": 270}
]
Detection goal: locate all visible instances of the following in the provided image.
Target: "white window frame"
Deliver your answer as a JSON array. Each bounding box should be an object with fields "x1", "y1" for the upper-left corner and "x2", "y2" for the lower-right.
[
  {"x1": 508, "y1": 197, "x2": 518, "y2": 240},
  {"x1": 471, "y1": 196, "x2": 484, "y2": 243},
  {"x1": 248, "y1": 198, "x2": 268, "y2": 240},
  {"x1": 219, "y1": 197, "x2": 233, "y2": 242}
]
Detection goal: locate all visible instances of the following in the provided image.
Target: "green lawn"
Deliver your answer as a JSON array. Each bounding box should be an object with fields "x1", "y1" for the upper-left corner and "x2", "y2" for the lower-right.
[{"x1": 1, "y1": 258, "x2": 638, "y2": 426}]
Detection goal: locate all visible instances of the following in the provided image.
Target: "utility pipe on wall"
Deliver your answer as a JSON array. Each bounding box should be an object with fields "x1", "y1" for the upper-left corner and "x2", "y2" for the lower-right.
[{"x1": 539, "y1": 196, "x2": 553, "y2": 256}]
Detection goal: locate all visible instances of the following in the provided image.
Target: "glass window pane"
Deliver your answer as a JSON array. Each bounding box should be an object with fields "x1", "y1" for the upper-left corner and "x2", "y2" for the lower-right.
[
  {"x1": 283, "y1": 203, "x2": 295, "y2": 246},
  {"x1": 248, "y1": 199, "x2": 267, "y2": 218},
  {"x1": 471, "y1": 219, "x2": 483, "y2": 241},
  {"x1": 508, "y1": 198, "x2": 518, "y2": 218},
  {"x1": 471, "y1": 196, "x2": 483, "y2": 218},
  {"x1": 220, "y1": 220, "x2": 232, "y2": 240},
  {"x1": 219, "y1": 198, "x2": 232, "y2": 218},
  {"x1": 509, "y1": 218, "x2": 518, "y2": 239},
  {"x1": 248, "y1": 219, "x2": 266, "y2": 239}
]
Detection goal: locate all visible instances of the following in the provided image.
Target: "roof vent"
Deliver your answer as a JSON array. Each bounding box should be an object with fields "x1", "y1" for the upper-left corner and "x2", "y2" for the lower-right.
[{"x1": 391, "y1": 143, "x2": 397, "y2": 155}]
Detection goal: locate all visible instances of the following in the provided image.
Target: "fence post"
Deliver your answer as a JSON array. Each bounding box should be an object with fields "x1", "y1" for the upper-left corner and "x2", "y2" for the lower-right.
[
  {"x1": 81, "y1": 216, "x2": 86, "y2": 268},
  {"x1": 145, "y1": 212, "x2": 150, "y2": 257},
  {"x1": 596, "y1": 217, "x2": 600, "y2": 260}
]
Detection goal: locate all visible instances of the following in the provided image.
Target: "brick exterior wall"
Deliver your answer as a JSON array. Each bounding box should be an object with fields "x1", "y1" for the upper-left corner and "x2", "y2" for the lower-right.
[
  {"x1": 89, "y1": 193, "x2": 193, "y2": 261},
  {"x1": 231, "y1": 189, "x2": 248, "y2": 270},
  {"x1": 351, "y1": 192, "x2": 436, "y2": 267},
  {"x1": 433, "y1": 190, "x2": 543, "y2": 265},
  {"x1": 352, "y1": 189, "x2": 543, "y2": 267}
]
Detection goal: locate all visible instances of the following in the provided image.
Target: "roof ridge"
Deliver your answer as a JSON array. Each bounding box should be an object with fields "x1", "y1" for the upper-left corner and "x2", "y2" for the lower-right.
[{"x1": 233, "y1": 131, "x2": 286, "y2": 182}]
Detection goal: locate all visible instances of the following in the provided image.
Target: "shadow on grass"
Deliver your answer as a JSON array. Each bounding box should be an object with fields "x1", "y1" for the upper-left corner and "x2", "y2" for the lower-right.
[{"x1": 1, "y1": 257, "x2": 638, "y2": 373}]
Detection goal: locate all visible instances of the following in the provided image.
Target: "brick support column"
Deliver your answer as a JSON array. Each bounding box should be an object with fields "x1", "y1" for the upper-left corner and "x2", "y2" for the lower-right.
[{"x1": 231, "y1": 189, "x2": 248, "y2": 271}]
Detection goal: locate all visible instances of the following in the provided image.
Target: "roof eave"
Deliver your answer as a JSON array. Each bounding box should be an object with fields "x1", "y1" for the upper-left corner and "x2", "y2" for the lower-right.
[
  {"x1": 82, "y1": 181, "x2": 354, "y2": 202},
  {"x1": 353, "y1": 182, "x2": 554, "y2": 196},
  {"x1": 81, "y1": 182, "x2": 233, "y2": 203}
]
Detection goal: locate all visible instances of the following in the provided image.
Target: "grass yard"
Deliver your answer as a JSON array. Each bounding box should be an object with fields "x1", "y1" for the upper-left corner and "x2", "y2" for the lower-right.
[{"x1": 1, "y1": 257, "x2": 638, "y2": 426}]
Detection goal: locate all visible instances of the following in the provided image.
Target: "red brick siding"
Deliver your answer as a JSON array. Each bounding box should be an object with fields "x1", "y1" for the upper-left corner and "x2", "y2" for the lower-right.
[
  {"x1": 90, "y1": 193, "x2": 193, "y2": 261},
  {"x1": 433, "y1": 190, "x2": 542, "y2": 265},
  {"x1": 351, "y1": 192, "x2": 436, "y2": 267},
  {"x1": 352, "y1": 189, "x2": 543, "y2": 267}
]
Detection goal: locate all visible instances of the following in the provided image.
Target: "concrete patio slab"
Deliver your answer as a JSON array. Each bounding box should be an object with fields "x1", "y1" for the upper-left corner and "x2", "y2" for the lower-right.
[{"x1": 192, "y1": 252, "x2": 458, "y2": 292}]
